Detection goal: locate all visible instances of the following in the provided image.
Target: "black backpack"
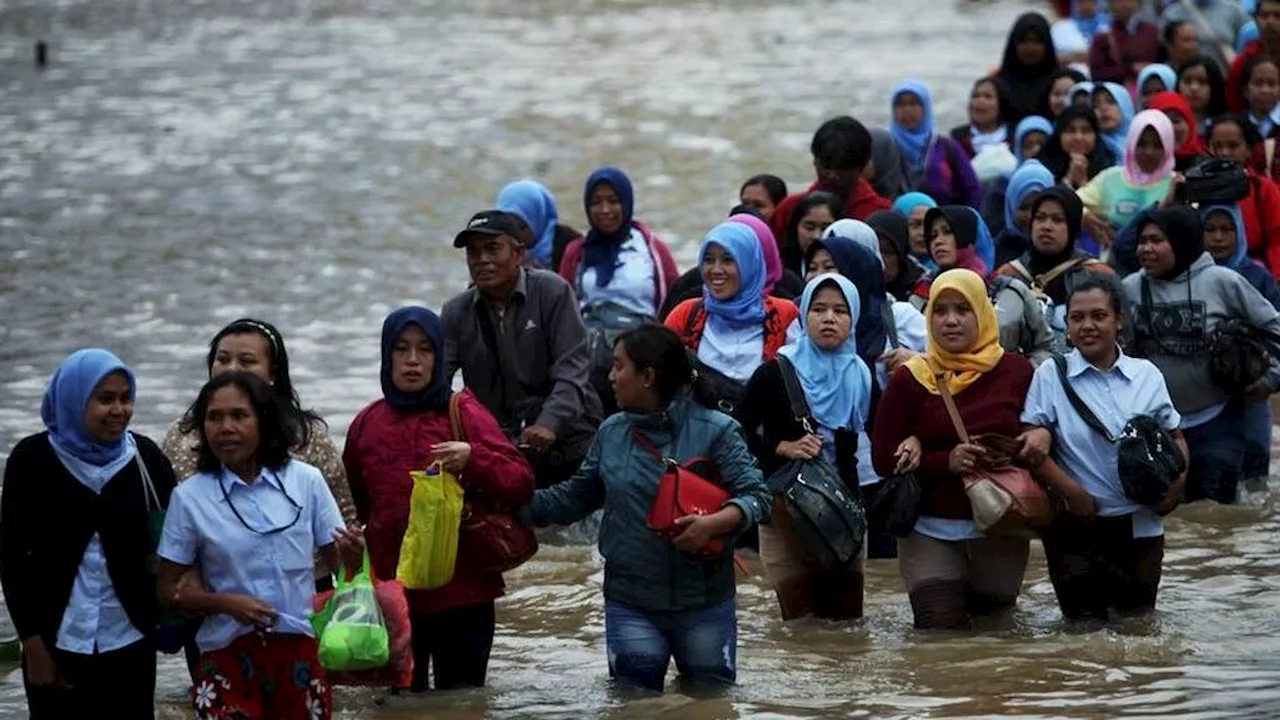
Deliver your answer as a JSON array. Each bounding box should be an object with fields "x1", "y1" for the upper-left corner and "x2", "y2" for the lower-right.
[
  {"x1": 1052, "y1": 356, "x2": 1185, "y2": 506},
  {"x1": 765, "y1": 357, "x2": 867, "y2": 569}
]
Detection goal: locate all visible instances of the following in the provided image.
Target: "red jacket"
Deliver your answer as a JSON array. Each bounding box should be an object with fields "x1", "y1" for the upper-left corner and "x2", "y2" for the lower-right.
[
  {"x1": 558, "y1": 220, "x2": 678, "y2": 313},
  {"x1": 343, "y1": 390, "x2": 534, "y2": 614},
  {"x1": 768, "y1": 178, "x2": 892, "y2": 240},
  {"x1": 1238, "y1": 171, "x2": 1280, "y2": 274},
  {"x1": 871, "y1": 354, "x2": 1033, "y2": 520}
]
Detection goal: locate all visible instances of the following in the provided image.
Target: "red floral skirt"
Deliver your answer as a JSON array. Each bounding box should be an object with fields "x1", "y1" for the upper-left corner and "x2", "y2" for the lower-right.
[{"x1": 192, "y1": 632, "x2": 332, "y2": 720}]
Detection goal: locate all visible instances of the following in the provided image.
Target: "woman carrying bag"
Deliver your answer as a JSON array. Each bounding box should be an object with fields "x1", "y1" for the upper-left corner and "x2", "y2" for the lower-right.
[{"x1": 737, "y1": 273, "x2": 873, "y2": 621}]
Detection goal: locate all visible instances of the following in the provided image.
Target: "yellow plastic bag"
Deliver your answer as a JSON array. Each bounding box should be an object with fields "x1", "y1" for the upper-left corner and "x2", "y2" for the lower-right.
[{"x1": 396, "y1": 463, "x2": 464, "y2": 590}]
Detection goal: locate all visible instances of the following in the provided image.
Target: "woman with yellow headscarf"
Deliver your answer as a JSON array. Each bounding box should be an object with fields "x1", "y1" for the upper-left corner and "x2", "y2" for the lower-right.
[{"x1": 870, "y1": 269, "x2": 1037, "y2": 630}]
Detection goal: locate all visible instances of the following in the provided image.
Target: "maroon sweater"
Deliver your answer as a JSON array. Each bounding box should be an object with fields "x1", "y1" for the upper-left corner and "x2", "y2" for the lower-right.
[
  {"x1": 871, "y1": 353, "x2": 1034, "y2": 520},
  {"x1": 1088, "y1": 20, "x2": 1161, "y2": 86}
]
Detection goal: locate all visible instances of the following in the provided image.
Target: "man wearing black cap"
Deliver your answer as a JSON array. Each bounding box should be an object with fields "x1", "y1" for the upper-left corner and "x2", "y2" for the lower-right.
[{"x1": 442, "y1": 210, "x2": 602, "y2": 488}]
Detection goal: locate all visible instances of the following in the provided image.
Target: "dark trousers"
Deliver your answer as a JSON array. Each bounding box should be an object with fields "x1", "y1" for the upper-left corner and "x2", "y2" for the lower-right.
[
  {"x1": 409, "y1": 601, "x2": 496, "y2": 692},
  {"x1": 1042, "y1": 514, "x2": 1164, "y2": 622},
  {"x1": 860, "y1": 482, "x2": 899, "y2": 559},
  {"x1": 25, "y1": 637, "x2": 156, "y2": 719},
  {"x1": 1184, "y1": 400, "x2": 1248, "y2": 505}
]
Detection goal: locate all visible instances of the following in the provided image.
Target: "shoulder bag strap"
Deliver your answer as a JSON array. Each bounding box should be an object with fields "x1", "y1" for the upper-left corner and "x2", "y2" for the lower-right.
[
  {"x1": 448, "y1": 392, "x2": 467, "y2": 441},
  {"x1": 630, "y1": 428, "x2": 665, "y2": 463},
  {"x1": 1051, "y1": 356, "x2": 1115, "y2": 442},
  {"x1": 934, "y1": 374, "x2": 971, "y2": 444},
  {"x1": 881, "y1": 301, "x2": 901, "y2": 349},
  {"x1": 683, "y1": 299, "x2": 705, "y2": 341},
  {"x1": 1036, "y1": 257, "x2": 1088, "y2": 289},
  {"x1": 1008, "y1": 259, "x2": 1036, "y2": 286},
  {"x1": 775, "y1": 356, "x2": 816, "y2": 433},
  {"x1": 135, "y1": 442, "x2": 160, "y2": 513}
]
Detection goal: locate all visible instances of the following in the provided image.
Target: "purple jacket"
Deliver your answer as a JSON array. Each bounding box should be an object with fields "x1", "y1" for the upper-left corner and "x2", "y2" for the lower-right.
[{"x1": 911, "y1": 135, "x2": 983, "y2": 209}]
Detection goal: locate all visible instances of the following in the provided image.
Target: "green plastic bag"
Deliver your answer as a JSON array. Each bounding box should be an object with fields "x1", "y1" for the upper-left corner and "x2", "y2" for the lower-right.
[{"x1": 312, "y1": 551, "x2": 390, "y2": 672}]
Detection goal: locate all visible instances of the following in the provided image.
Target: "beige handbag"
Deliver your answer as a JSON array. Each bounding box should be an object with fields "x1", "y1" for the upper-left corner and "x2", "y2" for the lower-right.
[{"x1": 936, "y1": 374, "x2": 1053, "y2": 538}]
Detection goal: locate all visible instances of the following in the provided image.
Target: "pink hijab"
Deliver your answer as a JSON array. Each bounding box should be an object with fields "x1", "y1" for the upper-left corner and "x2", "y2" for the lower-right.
[
  {"x1": 1123, "y1": 110, "x2": 1175, "y2": 186},
  {"x1": 728, "y1": 213, "x2": 783, "y2": 294}
]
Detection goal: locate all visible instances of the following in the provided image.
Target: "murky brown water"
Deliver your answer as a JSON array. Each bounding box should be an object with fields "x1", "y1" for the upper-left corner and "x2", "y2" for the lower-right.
[{"x1": 3, "y1": 0, "x2": 1280, "y2": 717}]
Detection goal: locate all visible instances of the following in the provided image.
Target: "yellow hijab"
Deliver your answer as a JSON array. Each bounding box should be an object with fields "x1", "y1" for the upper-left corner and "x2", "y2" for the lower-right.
[{"x1": 905, "y1": 268, "x2": 1004, "y2": 395}]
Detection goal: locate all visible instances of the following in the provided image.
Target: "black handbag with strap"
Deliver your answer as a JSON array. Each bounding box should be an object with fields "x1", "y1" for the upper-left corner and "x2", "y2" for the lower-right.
[
  {"x1": 764, "y1": 357, "x2": 867, "y2": 569},
  {"x1": 1051, "y1": 356, "x2": 1185, "y2": 507}
]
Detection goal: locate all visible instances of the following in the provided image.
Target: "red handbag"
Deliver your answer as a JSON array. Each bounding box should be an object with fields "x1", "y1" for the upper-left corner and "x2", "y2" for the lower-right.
[
  {"x1": 632, "y1": 429, "x2": 731, "y2": 556},
  {"x1": 449, "y1": 393, "x2": 539, "y2": 572}
]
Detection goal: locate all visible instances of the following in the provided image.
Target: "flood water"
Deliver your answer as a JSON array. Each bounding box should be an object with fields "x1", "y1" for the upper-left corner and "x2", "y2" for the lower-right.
[{"x1": 3, "y1": 0, "x2": 1280, "y2": 717}]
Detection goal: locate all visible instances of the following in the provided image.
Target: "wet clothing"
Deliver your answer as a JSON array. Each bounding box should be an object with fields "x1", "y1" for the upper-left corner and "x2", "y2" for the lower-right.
[
  {"x1": 24, "y1": 637, "x2": 156, "y2": 720},
  {"x1": 190, "y1": 632, "x2": 331, "y2": 720},
  {"x1": 408, "y1": 602, "x2": 496, "y2": 691},
  {"x1": 605, "y1": 597, "x2": 737, "y2": 692},
  {"x1": 442, "y1": 268, "x2": 603, "y2": 472},
  {"x1": 527, "y1": 393, "x2": 770, "y2": 614},
  {"x1": 343, "y1": 390, "x2": 535, "y2": 615},
  {"x1": 897, "y1": 533, "x2": 1030, "y2": 630},
  {"x1": 1041, "y1": 515, "x2": 1164, "y2": 621}
]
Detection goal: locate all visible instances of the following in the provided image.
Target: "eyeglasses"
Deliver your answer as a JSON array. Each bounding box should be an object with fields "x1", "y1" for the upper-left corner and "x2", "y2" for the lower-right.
[{"x1": 219, "y1": 471, "x2": 303, "y2": 536}]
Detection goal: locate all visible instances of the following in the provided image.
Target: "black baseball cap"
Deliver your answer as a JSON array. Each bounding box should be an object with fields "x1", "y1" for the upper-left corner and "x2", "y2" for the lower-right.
[{"x1": 453, "y1": 210, "x2": 525, "y2": 248}]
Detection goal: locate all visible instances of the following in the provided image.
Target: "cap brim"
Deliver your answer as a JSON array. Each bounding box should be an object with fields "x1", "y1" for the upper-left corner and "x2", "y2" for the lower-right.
[{"x1": 453, "y1": 228, "x2": 503, "y2": 248}]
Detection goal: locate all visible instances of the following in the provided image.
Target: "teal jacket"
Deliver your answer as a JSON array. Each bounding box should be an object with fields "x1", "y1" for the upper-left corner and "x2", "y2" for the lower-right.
[{"x1": 528, "y1": 393, "x2": 769, "y2": 613}]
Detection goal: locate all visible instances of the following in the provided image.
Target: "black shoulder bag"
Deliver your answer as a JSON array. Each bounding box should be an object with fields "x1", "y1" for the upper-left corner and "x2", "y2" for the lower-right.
[
  {"x1": 765, "y1": 356, "x2": 867, "y2": 569},
  {"x1": 1051, "y1": 355, "x2": 1185, "y2": 507}
]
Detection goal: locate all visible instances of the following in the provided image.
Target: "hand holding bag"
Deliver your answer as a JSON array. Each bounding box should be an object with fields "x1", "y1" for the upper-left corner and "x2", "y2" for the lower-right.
[
  {"x1": 765, "y1": 357, "x2": 867, "y2": 569},
  {"x1": 936, "y1": 373, "x2": 1053, "y2": 537},
  {"x1": 634, "y1": 429, "x2": 731, "y2": 556},
  {"x1": 314, "y1": 551, "x2": 390, "y2": 672},
  {"x1": 449, "y1": 392, "x2": 539, "y2": 573}
]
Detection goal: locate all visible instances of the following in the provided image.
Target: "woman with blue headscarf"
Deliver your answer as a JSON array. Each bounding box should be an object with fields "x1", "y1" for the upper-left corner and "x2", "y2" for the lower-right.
[
  {"x1": 344, "y1": 306, "x2": 535, "y2": 691},
  {"x1": 889, "y1": 80, "x2": 983, "y2": 209},
  {"x1": 893, "y1": 191, "x2": 940, "y2": 272},
  {"x1": 495, "y1": 179, "x2": 580, "y2": 271},
  {"x1": 737, "y1": 273, "x2": 872, "y2": 620},
  {"x1": 1201, "y1": 204, "x2": 1280, "y2": 497},
  {"x1": 1137, "y1": 64, "x2": 1178, "y2": 107},
  {"x1": 995, "y1": 159, "x2": 1056, "y2": 267},
  {"x1": 2, "y1": 349, "x2": 177, "y2": 718},
  {"x1": 559, "y1": 167, "x2": 678, "y2": 319},
  {"x1": 666, "y1": 222, "x2": 801, "y2": 413},
  {"x1": 1092, "y1": 82, "x2": 1135, "y2": 160}
]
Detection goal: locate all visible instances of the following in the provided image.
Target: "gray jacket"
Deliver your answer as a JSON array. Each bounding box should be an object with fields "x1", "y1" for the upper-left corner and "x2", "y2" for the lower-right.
[
  {"x1": 1124, "y1": 252, "x2": 1280, "y2": 415},
  {"x1": 442, "y1": 268, "x2": 602, "y2": 455},
  {"x1": 992, "y1": 277, "x2": 1058, "y2": 367}
]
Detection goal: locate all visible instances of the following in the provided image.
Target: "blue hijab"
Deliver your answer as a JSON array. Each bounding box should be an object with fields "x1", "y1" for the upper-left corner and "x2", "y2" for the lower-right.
[
  {"x1": 700, "y1": 222, "x2": 766, "y2": 329},
  {"x1": 41, "y1": 349, "x2": 137, "y2": 469},
  {"x1": 497, "y1": 180, "x2": 559, "y2": 268},
  {"x1": 380, "y1": 306, "x2": 450, "y2": 413},
  {"x1": 1013, "y1": 116, "x2": 1054, "y2": 162},
  {"x1": 582, "y1": 167, "x2": 636, "y2": 288},
  {"x1": 1137, "y1": 64, "x2": 1178, "y2": 100},
  {"x1": 1238, "y1": 20, "x2": 1259, "y2": 53},
  {"x1": 1202, "y1": 204, "x2": 1250, "y2": 269},
  {"x1": 890, "y1": 80, "x2": 936, "y2": 171},
  {"x1": 891, "y1": 191, "x2": 939, "y2": 272},
  {"x1": 779, "y1": 273, "x2": 872, "y2": 432},
  {"x1": 1004, "y1": 160, "x2": 1055, "y2": 240},
  {"x1": 1071, "y1": 0, "x2": 1111, "y2": 43},
  {"x1": 807, "y1": 235, "x2": 889, "y2": 371},
  {"x1": 1094, "y1": 82, "x2": 1135, "y2": 160}
]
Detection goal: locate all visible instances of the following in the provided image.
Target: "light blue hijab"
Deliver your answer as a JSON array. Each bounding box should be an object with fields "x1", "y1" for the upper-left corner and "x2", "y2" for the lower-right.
[
  {"x1": 41, "y1": 349, "x2": 138, "y2": 482},
  {"x1": 700, "y1": 222, "x2": 766, "y2": 329},
  {"x1": 496, "y1": 180, "x2": 560, "y2": 268},
  {"x1": 1014, "y1": 116, "x2": 1054, "y2": 162},
  {"x1": 779, "y1": 273, "x2": 872, "y2": 432},
  {"x1": 1202, "y1": 204, "x2": 1250, "y2": 269},
  {"x1": 890, "y1": 80, "x2": 936, "y2": 171},
  {"x1": 1094, "y1": 82, "x2": 1135, "y2": 161},
  {"x1": 1239, "y1": 20, "x2": 1259, "y2": 53},
  {"x1": 1004, "y1": 160, "x2": 1055, "y2": 238},
  {"x1": 1137, "y1": 64, "x2": 1178, "y2": 101}
]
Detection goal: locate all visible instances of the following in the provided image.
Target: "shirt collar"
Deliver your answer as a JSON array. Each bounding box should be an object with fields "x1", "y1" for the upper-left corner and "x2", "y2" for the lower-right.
[
  {"x1": 471, "y1": 268, "x2": 528, "y2": 308},
  {"x1": 219, "y1": 466, "x2": 270, "y2": 492},
  {"x1": 1066, "y1": 346, "x2": 1134, "y2": 380}
]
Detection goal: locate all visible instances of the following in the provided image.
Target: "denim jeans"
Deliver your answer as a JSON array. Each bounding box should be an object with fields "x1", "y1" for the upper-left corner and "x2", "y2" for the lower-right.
[
  {"x1": 604, "y1": 597, "x2": 737, "y2": 692},
  {"x1": 1241, "y1": 399, "x2": 1272, "y2": 481},
  {"x1": 1185, "y1": 401, "x2": 1248, "y2": 505}
]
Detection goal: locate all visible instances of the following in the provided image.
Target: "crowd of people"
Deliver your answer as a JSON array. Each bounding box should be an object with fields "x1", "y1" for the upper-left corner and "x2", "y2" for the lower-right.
[{"x1": 4, "y1": 1, "x2": 1280, "y2": 717}]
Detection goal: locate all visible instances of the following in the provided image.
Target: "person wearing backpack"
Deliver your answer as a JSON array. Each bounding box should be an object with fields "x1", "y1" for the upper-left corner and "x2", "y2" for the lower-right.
[
  {"x1": 1020, "y1": 275, "x2": 1187, "y2": 621},
  {"x1": 993, "y1": 185, "x2": 1115, "y2": 352},
  {"x1": 736, "y1": 274, "x2": 873, "y2": 621},
  {"x1": 1123, "y1": 205, "x2": 1280, "y2": 504},
  {"x1": 665, "y1": 222, "x2": 800, "y2": 416}
]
